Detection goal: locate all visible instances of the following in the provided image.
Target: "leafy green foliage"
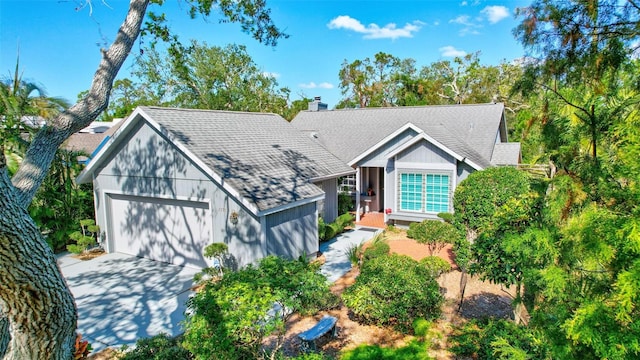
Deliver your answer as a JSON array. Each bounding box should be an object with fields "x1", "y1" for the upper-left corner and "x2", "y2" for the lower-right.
[
  {"x1": 194, "y1": 242, "x2": 229, "y2": 283},
  {"x1": 450, "y1": 319, "x2": 549, "y2": 360},
  {"x1": 362, "y1": 234, "x2": 389, "y2": 262},
  {"x1": 66, "y1": 219, "x2": 99, "y2": 254},
  {"x1": 420, "y1": 256, "x2": 451, "y2": 278},
  {"x1": 454, "y1": 167, "x2": 531, "y2": 237},
  {"x1": 319, "y1": 214, "x2": 355, "y2": 242},
  {"x1": 407, "y1": 220, "x2": 458, "y2": 256},
  {"x1": 343, "y1": 254, "x2": 443, "y2": 333},
  {"x1": 344, "y1": 242, "x2": 364, "y2": 267},
  {"x1": 29, "y1": 149, "x2": 95, "y2": 251},
  {"x1": 120, "y1": 333, "x2": 192, "y2": 360},
  {"x1": 335, "y1": 213, "x2": 355, "y2": 229},
  {"x1": 338, "y1": 193, "x2": 354, "y2": 215},
  {"x1": 340, "y1": 339, "x2": 431, "y2": 360},
  {"x1": 182, "y1": 256, "x2": 338, "y2": 359}
]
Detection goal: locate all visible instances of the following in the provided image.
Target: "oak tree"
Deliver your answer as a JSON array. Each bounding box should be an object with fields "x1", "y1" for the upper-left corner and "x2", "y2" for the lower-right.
[{"x1": 0, "y1": 0, "x2": 286, "y2": 358}]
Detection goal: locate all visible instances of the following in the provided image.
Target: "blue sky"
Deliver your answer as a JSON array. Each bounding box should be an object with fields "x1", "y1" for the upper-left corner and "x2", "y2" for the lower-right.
[{"x1": 1, "y1": 0, "x2": 530, "y2": 109}]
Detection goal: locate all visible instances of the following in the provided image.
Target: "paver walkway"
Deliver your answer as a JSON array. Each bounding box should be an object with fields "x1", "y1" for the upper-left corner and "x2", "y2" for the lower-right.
[{"x1": 319, "y1": 227, "x2": 381, "y2": 283}]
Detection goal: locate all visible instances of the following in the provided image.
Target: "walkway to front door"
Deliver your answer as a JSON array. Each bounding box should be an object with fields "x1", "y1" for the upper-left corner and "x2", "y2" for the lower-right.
[{"x1": 356, "y1": 212, "x2": 385, "y2": 229}]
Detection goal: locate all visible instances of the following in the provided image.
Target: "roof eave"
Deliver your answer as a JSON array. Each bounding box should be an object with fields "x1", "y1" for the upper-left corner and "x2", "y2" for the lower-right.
[
  {"x1": 310, "y1": 169, "x2": 356, "y2": 183},
  {"x1": 257, "y1": 193, "x2": 325, "y2": 217}
]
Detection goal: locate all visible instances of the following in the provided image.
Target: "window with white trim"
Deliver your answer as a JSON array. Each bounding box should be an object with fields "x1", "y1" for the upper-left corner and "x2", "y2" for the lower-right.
[
  {"x1": 399, "y1": 172, "x2": 450, "y2": 213},
  {"x1": 338, "y1": 175, "x2": 356, "y2": 195}
]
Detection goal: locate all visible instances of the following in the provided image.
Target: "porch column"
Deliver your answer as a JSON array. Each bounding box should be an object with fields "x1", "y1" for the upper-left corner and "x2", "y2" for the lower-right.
[{"x1": 355, "y1": 166, "x2": 361, "y2": 222}]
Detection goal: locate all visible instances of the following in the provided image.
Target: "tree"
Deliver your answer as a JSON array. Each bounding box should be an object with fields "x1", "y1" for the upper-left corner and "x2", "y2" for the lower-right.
[
  {"x1": 513, "y1": 0, "x2": 640, "y2": 181},
  {"x1": 0, "y1": 0, "x2": 287, "y2": 358},
  {"x1": 423, "y1": 52, "x2": 483, "y2": 105},
  {"x1": 132, "y1": 41, "x2": 290, "y2": 113},
  {"x1": 406, "y1": 219, "x2": 458, "y2": 256},
  {"x1": 337, "y1": 52, "x2": 402, "y2": 108}
]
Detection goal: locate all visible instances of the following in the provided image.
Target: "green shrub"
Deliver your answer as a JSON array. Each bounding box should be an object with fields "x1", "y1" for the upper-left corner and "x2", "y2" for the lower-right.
[
  {"x1": 335, "y1": 213, "x2": 355, "y2": 229},
  {"x1": 450, "y1": 319, "x2": 550, "y2": 360},
  {"x1": 338, "y1": 193, "x2": 353, "y2": 215},
  {"x1": 362, "y1": 236, "x2": 390, "y2": 262},
  {"x1": 324, "y1": 223, "x2": 340, "y2": 241},
  {"x1": 407, "y1": 220, "x2": 458, "y2": 256},
  {"x1": 194, "y1": 242, "x2": 229, "y2": 283},
  {"x1": 340, "y1": 339, "x2": 431, "y2": 359},
  {"x1": 66, "y1": 219, "x2": 99, "y2": 254},
  {"x1": 183, "y1": 256, "x2": 338, "y2": 359},
  {"x1": 29, "y1": 149, "x2": 95, "y2": 251},
  {"x1": 437, "y1": 212, "x2": 454, "y2": 223},
  {"x1": 420, "y1": 256, "x2": 452, "y2": 277},
  {"x1": 344, "y1": 242, "x2": 364, "y2": 267},
  {"x1": 454, "y1": 167, "x2": 530, "y2": 237},
  {"x1": 318, "y1": 217, "x2": 327, "y2": 242},
  {"x1": 343, "y1": 254, "x2": 443, "y2": 333},
  {"x1": 120, "y1": 333, "x2": 192, "y2": 360}
]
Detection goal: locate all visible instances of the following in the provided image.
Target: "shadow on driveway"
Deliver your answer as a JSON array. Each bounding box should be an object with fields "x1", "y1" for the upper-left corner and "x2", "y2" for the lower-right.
[{"x1": 58, "y1": 252, "x2": 198, "y2": 351}]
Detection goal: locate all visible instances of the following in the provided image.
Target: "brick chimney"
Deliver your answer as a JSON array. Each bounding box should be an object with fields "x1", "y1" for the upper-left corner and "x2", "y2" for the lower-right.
[{"x1": 308, "y1": 96, "x2": 328, "y2": 111}]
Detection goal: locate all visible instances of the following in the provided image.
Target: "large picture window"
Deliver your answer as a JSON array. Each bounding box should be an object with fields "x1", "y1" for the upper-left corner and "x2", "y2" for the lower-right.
[{"x1": 399, "y1": 172, "x2": 450, "y2": 213}]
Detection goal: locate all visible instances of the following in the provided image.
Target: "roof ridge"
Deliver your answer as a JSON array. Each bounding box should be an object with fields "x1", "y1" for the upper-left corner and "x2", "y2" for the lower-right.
[
  {"x1": 304, "y1": 102, "x2": 504, "y2": 113},
  {"x1": 140, "y1": 106, "x2": 280, "y2": 117}
]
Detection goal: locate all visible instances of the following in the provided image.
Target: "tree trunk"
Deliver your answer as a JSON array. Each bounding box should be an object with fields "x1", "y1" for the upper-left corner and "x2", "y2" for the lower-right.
[
  {"x1": 0, "y1": 1, "x2": 149, "y2": 358},
  {"x1": 0, "y1": 170, "x2": 77, "y2": 359},
  {"x1": 0, "y1": 313, "x2": 8, "y2": 358}
]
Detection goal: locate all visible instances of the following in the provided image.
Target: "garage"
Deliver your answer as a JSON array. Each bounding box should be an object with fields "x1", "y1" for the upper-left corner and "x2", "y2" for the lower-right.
[{"x1": 107, "y1": 193, "x2": 212, "y2": 269}]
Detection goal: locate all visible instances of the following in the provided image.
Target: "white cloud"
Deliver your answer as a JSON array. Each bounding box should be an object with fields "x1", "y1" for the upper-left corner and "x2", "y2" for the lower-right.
[
  {"x1": 450, "y1": 15, "x2": 472, "y2": 26},
  {"x1": 439, "y1": 46, "x2": 467, "y2": 57},
  {"x1": 262, "y1": 71, "x2": 280, "y2": 79},
  {"x1": 449, "y1": 15, "x2": 481, "y2": 35},
  {"x1": 481, "y1": 5, "x2": 509, "y2": 24},
  {"x1": 327, "y1": 15, "x2": 422, "y2": 40},
  {"x1": 299, "y1": 82, "x2": 334, "y2": 89}
]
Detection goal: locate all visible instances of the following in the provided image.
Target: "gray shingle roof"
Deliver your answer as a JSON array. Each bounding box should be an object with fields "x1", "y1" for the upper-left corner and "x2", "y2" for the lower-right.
[
  {"x1": 291, "y1": 103, "x2": 508, "y2": 168},
  {"x1": 138, "y1": 107, "x2": 354, "y2": 212},
  {"x1": 491, "y1": 143, "x2": 521, "y2": 165}
]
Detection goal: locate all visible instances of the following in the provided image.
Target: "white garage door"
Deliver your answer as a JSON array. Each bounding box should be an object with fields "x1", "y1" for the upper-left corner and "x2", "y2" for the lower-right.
[{"x1": 107, "y1": 194, "x2": 212, "y2": 269}]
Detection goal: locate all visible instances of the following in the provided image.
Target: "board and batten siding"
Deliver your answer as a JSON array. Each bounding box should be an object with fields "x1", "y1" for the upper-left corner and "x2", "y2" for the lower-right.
[
  {"x1": 314, "y1": 178, "x2": 338, "y2": 222},
  {"x1": 92, "y1": 119, "x2": 263, "y2": 269},
  {"x1": 265, "y1": 202, "x2": 318, "y2": 259},
  {"x1": 358, "y1": 128, "x2": 419, "y2": 167}
]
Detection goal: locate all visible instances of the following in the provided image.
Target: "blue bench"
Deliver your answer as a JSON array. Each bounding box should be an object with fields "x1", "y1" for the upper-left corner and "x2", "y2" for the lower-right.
[{"x1": 297, "y1": 315, "x2": 338, "y2": 351}]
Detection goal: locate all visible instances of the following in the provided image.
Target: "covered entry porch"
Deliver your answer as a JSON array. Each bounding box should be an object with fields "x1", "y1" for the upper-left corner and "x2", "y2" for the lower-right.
[{"x1": 354, "y1": 166, "x2": 386, "y2": 224}]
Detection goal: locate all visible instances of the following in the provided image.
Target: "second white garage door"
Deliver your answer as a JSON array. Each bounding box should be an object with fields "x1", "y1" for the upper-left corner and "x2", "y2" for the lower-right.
[{"x1": 107, "y1": 193, "x2": 212, "y2": 269}]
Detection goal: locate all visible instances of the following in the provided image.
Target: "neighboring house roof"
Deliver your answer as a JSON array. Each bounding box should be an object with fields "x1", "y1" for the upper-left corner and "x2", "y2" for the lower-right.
[
  {"x1": 63, "y1": 121, "x2": 123, "y2": 155},
  {"x1": 77, "y1": 107, "x2": 354, "y2": 215},
  {"x1": 291, "y1": 103, "x2": 510, "y2": 169},
  {"x1": 491, "y1": 142, "x2": 521, "y2": 166}
]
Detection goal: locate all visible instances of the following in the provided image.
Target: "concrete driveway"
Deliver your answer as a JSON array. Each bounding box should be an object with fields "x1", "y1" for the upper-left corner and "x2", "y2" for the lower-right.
[{"x1": 58, "y1": 252, "x2": 198, "y2": 351}]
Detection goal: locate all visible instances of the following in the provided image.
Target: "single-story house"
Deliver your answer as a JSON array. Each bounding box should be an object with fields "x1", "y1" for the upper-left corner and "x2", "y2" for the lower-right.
[
  {"x1": 291, "y1": 99, "x2": 521, "y2": 225},
  {"x1": 76, "y1": 107, "x2": 353, "y2": 269}
]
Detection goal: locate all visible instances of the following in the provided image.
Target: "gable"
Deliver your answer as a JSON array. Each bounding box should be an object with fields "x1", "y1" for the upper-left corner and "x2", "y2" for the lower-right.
[
  {"x1": 395, "y1": 138, "x2": 455, "y2": 165},
  {"x1": 96, "y1": 120, "x2": 208, "y2": 183},
  {"x1": 356, "y1": 127, "x2": 419, "y2": 167}
]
